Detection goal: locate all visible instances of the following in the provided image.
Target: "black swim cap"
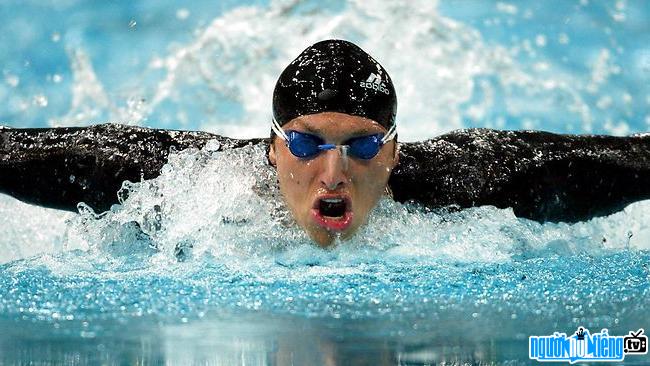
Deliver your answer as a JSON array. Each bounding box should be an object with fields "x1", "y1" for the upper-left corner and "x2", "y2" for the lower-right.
[{"x1": 272, "y1": 39, "x2": 397, "y2": 130}]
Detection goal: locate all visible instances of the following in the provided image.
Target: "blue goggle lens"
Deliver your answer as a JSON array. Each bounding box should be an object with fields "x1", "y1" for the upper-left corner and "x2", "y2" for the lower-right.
[
  {"x1": 346, "y1": 134, "x2": 383, "y2": 159},
  {"x1": 286, "y1": 131, "x2": 323, "y2": 158},
  {"x1": 285, "y1": 131, "x2": 384, "y2": 160}
]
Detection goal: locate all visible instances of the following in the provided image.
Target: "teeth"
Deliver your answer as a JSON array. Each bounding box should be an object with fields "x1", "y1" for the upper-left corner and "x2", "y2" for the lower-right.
[{"x1": 322, "y1": 198, "x2": 344, "y2": 203}]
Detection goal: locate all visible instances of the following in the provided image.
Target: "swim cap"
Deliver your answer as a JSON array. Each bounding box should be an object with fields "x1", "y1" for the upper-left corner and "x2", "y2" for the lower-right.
[{"x1": 272, "y1": 39, "x2": 397, "y2": 130}]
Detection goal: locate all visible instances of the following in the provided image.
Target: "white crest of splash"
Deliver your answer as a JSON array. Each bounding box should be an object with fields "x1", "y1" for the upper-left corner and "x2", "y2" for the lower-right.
[
  {"x1": 50, "y1": 48, "x2": 149, "y2": 127},
  {"x1": 50, "y1": 49, "x2": 111, "y2": 127}
]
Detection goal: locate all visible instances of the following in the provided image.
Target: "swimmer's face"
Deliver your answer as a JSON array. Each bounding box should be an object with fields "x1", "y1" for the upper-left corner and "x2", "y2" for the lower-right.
[{"x1": 269, "y1": 112, "x2": 399, "y2": 247}]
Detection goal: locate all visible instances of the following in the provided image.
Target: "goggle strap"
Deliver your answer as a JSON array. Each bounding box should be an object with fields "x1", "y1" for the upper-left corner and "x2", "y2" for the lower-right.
[
  {"x1": 271, "y1": 117, "x2": 289, "y2": 141},
  {"x1": 381, "y1": 124, "x2": 397, "y2": 144}
]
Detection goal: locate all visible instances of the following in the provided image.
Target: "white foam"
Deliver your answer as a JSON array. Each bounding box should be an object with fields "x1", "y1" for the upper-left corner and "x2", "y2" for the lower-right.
[{"x1": 0, "y1": 194, "x2": 81, "y2": 264}]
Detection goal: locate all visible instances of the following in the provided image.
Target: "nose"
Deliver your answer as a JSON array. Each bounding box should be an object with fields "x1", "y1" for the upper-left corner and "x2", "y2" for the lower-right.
[{"x1": 319, "y1": 146, "x2": 349, "y2": 190}]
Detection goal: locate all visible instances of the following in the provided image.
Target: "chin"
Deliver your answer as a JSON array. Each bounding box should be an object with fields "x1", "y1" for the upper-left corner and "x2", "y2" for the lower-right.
[
  {"x1": 308, "y1": 229, "x2": 336, "y2": 247},
  {"x1": 306, "y1": 222, "x2": 362, "y2": 247}
]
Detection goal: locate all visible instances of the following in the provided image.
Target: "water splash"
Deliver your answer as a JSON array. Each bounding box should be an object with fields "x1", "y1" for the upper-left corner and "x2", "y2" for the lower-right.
[
  {"x1": 57, "y1": 144, "x2": 650, "y2": 270},
  {"x1": 0, "y1": 195, "x2": 79, "y2": 264},
  {"x1": 51, "y1": 48, "x2": 111, "y2": 127}
]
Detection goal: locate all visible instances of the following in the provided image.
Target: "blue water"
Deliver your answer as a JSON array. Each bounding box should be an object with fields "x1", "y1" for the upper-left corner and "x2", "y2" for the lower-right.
[{"x1": 1, "y1": 1, "x2": 650, "y2": 365}]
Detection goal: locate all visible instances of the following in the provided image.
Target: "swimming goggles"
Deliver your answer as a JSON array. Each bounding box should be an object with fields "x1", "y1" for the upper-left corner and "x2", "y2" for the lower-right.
[{"x1": 272, "y1": 117, "x2": 397, "y2": 160}]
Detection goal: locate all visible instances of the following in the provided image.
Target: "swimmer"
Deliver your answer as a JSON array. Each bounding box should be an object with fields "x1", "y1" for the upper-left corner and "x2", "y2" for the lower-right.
[
  {"x1": 2, "y1": 39, "x2": 650, "y2": 246},
  {"x1": 268, "y1": 40, "x2": 399, "y2": 245}
]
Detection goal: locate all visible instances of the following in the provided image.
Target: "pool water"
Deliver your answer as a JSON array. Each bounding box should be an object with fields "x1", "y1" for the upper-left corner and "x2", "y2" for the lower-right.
[{"x1": 1, "y1": 0, "x2": 650, "y2": 364}]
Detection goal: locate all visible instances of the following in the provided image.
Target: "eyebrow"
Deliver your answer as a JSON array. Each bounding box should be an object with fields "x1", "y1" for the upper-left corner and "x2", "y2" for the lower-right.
[{"x1": 296, "y1": 122, "x2": 375, "y2": 138}]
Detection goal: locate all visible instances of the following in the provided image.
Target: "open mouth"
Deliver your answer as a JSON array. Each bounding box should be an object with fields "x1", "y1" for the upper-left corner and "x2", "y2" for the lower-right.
[
  {"x1": 311, "y1": 195, "x2": 353, "y2": 231},
  {"x1": 319, "y1": 197, "x2": 348, "y2": 217}
]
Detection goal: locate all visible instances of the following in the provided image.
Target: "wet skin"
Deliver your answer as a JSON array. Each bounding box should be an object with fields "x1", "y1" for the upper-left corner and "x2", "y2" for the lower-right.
[{"x1": 268, "y1": 112, "x2": 399, "y2": 247}]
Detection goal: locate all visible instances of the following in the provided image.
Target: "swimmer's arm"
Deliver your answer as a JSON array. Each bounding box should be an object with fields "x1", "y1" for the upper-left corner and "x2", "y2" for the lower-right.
[
  {"x1": 391, "y1": 129, "x2": 650, "y2": 222},
  {"x1": 4, "y1": 124, "x2": 649, "y2": 222},
  {"x1": 0, "y1": 124, "x2": 256, "y2": 212}
]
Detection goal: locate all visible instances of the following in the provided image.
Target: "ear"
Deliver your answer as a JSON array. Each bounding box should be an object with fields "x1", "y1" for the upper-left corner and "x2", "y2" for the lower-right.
[
  {"x1": 392, "y1": 141, "x2": 400, "y2": 168},
  {"x1": 268, "y1": 141, "x2": 277, "y2": 167}
]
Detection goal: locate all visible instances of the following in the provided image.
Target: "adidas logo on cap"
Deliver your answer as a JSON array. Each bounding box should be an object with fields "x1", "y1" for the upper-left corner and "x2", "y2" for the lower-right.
[{"x1": 359, "y1": 73, "x2": 390, "y2": 95}]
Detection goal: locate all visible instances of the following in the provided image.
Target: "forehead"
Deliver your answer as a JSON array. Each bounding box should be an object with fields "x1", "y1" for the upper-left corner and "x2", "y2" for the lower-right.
[{"x1": 284, "y1": 112, "x2": 387, "y2": 138}]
